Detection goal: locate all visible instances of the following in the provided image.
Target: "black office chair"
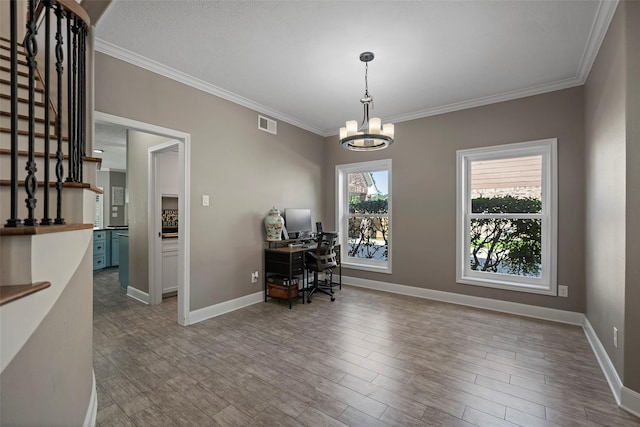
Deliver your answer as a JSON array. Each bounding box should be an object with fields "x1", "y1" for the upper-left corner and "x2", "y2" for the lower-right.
[{"x1": 305, "y1": 232, "x2": 338, "y2": 303}]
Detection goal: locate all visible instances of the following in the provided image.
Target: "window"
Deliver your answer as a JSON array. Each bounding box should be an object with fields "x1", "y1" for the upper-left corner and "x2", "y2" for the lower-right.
[
  {"x1": 336, "y1": 159, "x2": 392, "y2": 273},
  {"x1": 456, "y1": 139, "x2": 557, "y2": 295}
]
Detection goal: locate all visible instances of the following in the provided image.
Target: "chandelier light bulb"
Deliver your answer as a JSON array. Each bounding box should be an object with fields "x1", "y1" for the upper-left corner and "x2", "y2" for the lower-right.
[{"x1": 369, "y1": 117, "x2": 381, "y2": 134}]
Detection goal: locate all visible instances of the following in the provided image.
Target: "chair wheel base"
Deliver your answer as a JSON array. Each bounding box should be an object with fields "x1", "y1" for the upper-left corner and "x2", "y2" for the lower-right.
[
  {"x1": 331, "y1": 297, "x2": 335, "y2": 302},
  {"x1": 307, "y1": 299, "x2": 312, "y2": 303}
]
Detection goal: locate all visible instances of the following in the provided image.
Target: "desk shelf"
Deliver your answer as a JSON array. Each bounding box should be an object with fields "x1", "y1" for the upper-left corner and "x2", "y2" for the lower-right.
[{"x1": 264, "y1": 246, "x2": 307, "y2": 309}]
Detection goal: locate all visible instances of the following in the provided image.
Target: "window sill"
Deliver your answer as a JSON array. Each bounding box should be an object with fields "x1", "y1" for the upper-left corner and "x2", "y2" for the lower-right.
[
  {"x1": 341, "y1": 261, "x2": 392, "y2": 275},
  {"x1": 457, "y1": 276, "x2": 556, "y2": 296}
]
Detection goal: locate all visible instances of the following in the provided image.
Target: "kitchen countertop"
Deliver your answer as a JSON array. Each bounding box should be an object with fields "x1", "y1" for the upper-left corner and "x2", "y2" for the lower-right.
[{"x1": 93, "y1": 226, "x2": 129, "y2": 231}]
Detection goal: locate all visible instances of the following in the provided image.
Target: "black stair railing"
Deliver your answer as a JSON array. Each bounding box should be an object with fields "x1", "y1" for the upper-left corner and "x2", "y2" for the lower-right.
[{"x1": 4, "y1": 0, "x2": 90, "y2": 227}]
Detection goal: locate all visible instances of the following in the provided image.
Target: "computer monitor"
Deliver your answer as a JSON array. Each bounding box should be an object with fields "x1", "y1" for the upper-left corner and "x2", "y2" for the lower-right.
[{"x1": 284, "y1": 208, "x2": 312, "y2": 239}]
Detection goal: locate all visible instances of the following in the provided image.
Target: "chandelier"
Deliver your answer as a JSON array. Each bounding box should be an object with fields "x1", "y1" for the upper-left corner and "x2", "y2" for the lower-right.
[{"x1": 339, "y1": 52, "x2": 394, "y2": 151}]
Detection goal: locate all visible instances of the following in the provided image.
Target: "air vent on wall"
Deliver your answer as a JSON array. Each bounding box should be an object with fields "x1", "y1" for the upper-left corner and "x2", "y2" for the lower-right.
[{"x1": 258, "y1": 115, "x2": 277, "y2": 135}]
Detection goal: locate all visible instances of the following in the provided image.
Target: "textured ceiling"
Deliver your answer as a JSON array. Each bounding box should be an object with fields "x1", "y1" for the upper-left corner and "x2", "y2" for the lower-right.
[{"x1": 94, "y1": 0, "x2": 616, "y2": 137}]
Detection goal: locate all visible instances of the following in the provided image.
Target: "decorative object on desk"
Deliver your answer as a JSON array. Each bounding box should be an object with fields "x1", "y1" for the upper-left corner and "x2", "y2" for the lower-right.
[
  {"x1": 339, "y1": 52, "x2": 394, "y2": 151},
  {"x1": 264, "y1": 207, "x2": 284, "y2": 241}
]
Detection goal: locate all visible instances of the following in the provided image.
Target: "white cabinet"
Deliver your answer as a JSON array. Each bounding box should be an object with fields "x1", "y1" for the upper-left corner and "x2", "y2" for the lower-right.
[{"x1": 161, "y1": 239, "x2": 178, "y2": 295}]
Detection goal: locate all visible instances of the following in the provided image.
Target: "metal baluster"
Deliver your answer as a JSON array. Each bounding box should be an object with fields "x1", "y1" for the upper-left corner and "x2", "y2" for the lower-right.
[
  {"x1": 24, "y1": 0, "x2": 39, "y2": 226},
  {"x1": 71, "y1": 17, "x2": 78, "y2": 182},
  {"x1": 77, "y1": 22, "x2": 86, "y2": 182},
  {"x1": 54, "y1": 5, "x2": 65, "y2": 224},
  {"x1": 41, "y1": 0, "x2": 52, "y2": 225},
  {"x1": 6, "y1": 0, "x2": 21, "y2": 227},
  {"x1": 65, "y1": 15, "x2": 72, "y2": 182}
]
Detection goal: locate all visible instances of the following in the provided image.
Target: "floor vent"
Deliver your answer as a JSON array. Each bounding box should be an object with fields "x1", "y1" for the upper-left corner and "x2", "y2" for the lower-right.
[{"x1": 258, "y1": 115, "x2": 277, "y2": 135}]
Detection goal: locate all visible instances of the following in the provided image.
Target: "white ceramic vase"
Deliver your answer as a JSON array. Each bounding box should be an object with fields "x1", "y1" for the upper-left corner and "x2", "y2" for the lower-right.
[{"x1": 264, "y1": 207, "x2": 284, "y2": 241}]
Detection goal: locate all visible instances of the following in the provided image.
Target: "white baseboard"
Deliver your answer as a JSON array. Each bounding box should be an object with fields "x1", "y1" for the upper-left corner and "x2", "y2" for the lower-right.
[
  {"x1": 582, "y1": 317, "x2": 623, "y2": 404},
  {"x1": 188, "y1": 290, "x2": 263, "y2": 325},
  {"x1": 343, "y1": 276, "x2": 584, "y2": 325},
  {"x1": 83, "y1": 370, "x2": 97, "y2": 427},
  {"x1": 126, "y1": 286, "x2": 149, "y2": 305},
  {"x1": 621, "y1": 387, "x2": 640, "y2": 418}
]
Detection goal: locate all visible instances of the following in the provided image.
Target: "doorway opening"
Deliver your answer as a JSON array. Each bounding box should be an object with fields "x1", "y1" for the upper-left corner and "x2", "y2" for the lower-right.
[{"x1": 94, "y1": 111, "x2": 191, "y2": 326}]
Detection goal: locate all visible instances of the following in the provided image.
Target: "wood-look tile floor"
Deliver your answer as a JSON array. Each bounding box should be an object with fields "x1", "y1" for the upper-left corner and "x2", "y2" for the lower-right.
[{"x1": 93, "y1": 268, "x2": 639, "y2": 427}]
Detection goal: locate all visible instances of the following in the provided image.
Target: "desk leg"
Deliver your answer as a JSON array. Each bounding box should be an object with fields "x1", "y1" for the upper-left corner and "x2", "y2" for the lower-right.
[
  {"x1": 264, "y1": 275, "x2": 268, "y2": 302},
  {"x1": 302, "y1": 270, "x2": 307, "y2": 304},
  {"x1": 339, "y1": 262, "x2": 342, "y2": 290}
]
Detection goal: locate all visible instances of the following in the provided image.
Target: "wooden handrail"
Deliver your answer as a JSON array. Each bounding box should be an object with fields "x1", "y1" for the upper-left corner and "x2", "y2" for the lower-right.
[
  {"x1": 56, "y1": 0, "x2": 90, "y2": 26},
  {"x1": 36, "y1": 0, "x2": 91, "y2": 27}
]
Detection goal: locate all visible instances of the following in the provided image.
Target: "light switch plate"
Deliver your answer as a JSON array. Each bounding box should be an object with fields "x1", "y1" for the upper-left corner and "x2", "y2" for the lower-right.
[{"x1": 202, "y1": 195, "x2": 210, "y2": 206}]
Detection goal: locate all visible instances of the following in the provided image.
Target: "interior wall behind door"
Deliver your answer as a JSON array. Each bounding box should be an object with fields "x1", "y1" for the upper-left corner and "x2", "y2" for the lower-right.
[{"x1": 127, "y1": 130, "x2": 172, "y2": 294}]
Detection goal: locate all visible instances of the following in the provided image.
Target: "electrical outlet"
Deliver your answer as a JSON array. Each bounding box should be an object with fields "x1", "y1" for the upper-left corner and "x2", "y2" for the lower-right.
[
  {"x1": 558, "y1": 285, "x2": 568, "y2": 297},
  {"x1": 251, "y1": 271, "x2": 259, "y2": 283},
  {"x1": 614, "y1": 327, "x2": 618, "y2": 348}
]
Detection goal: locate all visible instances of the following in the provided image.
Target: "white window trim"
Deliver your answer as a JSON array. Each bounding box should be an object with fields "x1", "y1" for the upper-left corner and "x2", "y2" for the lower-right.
[
  {"x1": 456, "y1": 138, "x2": 558, "y2": 295},
  {"x1": 336, "y1": 159, "x2": 392, "y2": 274}
]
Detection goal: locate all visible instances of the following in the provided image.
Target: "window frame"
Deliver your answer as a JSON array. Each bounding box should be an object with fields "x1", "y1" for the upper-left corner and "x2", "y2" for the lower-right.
[
  {"x1": 336, "y1": 159, "x2": 392, "y2": 274},
  {"x1": 456, "y1": 138, "x2": 558, "y2": 295}
]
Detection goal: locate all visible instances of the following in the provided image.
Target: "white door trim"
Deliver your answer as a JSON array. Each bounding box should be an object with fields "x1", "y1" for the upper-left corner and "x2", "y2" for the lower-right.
[{"x1": 94, "y1": 111, "x2": 191, "y2": 326}]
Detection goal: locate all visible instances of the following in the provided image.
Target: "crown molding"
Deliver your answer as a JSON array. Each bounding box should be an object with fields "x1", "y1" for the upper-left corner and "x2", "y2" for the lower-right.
[
  {"x1": 94, "y1": 38, "x2": 326, "y2": 137},
  {"x1": 575, "y1": 0, "x2": 619, "y2": 83},
  {"x1": 380, "y1": 77, "x2": 585, "y2": 130}
]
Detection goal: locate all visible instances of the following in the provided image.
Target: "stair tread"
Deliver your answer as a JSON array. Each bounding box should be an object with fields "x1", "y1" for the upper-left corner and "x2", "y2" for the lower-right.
[
  {"x1": 0, "y1": 127, "x2": 68, "y2": 141},
  {"x1": 0, "y1": 180, "x2": 103, "y2": 194},
  {"x1": 0, "y1": 78, "x2": 45, "y2": 93},
  {"x1": 0, "y1": 53, "x2": 29, "y2": 67},
  {"x1": 0, "y1": 93, "x2": 46, "y2": 107},
  {"x1": 0, "y1": 148, "x2": 102, "y2": 163},
  {"x1": 0, "y1": 42, "x2": 25, "y2": 53},
  {"x1": 0, "y1": 282, "x2": 51, "y2": 306},
  {"x1": 0, "y1": 223, "x2": 94, "y2": 236},
  {"x1": 0, "y1": 66, "x2": 29, "y2": 78},
  {"x1": 0, "y1": 110, "x2": 56, "y2": 125}
]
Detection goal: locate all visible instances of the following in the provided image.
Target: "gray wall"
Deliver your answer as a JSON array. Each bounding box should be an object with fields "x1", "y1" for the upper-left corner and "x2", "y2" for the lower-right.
[
  {"x1": 324, "y1": 87, "x2": 585, "y2": 313},
  {"x1": 95, "y1": 53, "x2": 325, "y2": 310},
  {"x1": 624, "y1": 0, "x2": 640, "y2": 393},
  {"x1": 0, "y1": 250, "x2": 94, "y2": 426},
  {"x1": 584, "y1": 0, "x2": 627, "y2": 382},
  {"x1": 584, "y1": 0, "x2": 640, "y2": 394}
]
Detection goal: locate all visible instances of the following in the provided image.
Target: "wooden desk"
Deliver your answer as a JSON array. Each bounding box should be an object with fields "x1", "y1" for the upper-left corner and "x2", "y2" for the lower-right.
[{"x1": 264, "y1": 244, "x2": 341, "y2": 309}]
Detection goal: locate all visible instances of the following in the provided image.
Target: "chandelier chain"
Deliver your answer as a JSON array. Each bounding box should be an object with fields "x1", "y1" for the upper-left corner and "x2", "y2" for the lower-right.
[{"x1": 364, "y1": 61, "x2": 369, "y2": 97}]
